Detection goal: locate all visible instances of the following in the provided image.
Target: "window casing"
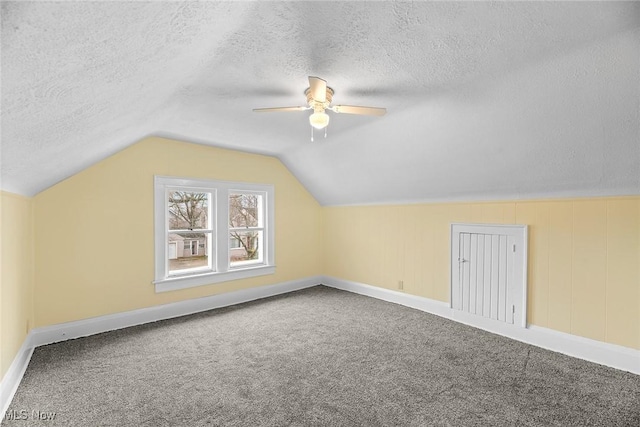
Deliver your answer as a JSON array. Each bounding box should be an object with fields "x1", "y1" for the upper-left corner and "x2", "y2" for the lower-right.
[{"x1": 154, "y1": 176, "x2": 275, "y2": 293}]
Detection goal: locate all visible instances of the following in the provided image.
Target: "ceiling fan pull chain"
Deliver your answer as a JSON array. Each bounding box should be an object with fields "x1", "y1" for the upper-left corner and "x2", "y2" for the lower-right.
[
  {"x1": 310, "y1": 125, "x2": 314, "y2": 142},
  {"x1": 324, "y1": 127, "x2": 327, "y2": 138}
]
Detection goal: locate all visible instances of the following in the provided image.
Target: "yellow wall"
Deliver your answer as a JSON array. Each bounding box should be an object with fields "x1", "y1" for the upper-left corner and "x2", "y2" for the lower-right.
[
  {"x1": 323, "y1": 198, "x2": 640, "y2": 350},
  {"x1": 2, "y1": 135, "x2": 639, "y2": 381},
  {"x1": 1, "y1": 192, "x2": 35, "y2": 381},
  {"x1": 33, "y1": 137, "x2": 322, "y2": 327}
]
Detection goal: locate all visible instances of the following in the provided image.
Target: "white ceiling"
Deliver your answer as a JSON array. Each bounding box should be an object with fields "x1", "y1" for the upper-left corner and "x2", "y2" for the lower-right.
[{"x1": 2, "y1": 1, "x2": 639, "y2": 204}]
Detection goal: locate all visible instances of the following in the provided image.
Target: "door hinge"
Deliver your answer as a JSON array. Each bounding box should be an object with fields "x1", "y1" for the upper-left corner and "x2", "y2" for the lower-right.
[{"x1": 512, "y1": 244, "x2": 516, "y2": 252}]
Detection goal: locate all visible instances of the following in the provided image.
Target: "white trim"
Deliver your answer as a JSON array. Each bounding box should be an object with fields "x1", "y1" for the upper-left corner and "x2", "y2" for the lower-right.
[
  {"x1": 2, "y1": 274, "x2": 637, "y2": 420},
  {"x1": 322, "y1": 275, "x2": 451, "y2": 317},
  {"x1": 526, "y1": 325, "x2": 640, "y2": 374},
  {"x1": 1, "y1": 276, "x2": 322, "y2": 419},
  {"x1": 0, "y1": 338, "x2": 34, "y2": 421},
  {"x1": 154, "y1": 265, "x2": 276, "y2": 293},
  {"x1": 321, "y1": 276, "x2": 640, "y2": 375},
  {"x1": 154, "y1": 176, "x2": 275, "y2": 293},
  {"x1": 322, "y1": 191, "x2": 640, "y2": 207},
  {"x1": 450, "y1": 223, "x2": 528, "y2": 328},
  {"x1": 31, "y1": 276, "x2": 321, "y2": 348}
]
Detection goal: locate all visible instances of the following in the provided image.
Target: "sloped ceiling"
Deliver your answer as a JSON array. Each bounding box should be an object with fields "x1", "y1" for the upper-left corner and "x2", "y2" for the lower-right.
[{"x1": 2, "y1": 1, "x2": 639, "y2": 204}]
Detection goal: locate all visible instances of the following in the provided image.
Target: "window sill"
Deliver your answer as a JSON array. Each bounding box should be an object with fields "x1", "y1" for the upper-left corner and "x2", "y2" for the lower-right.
[{"x1": 154, "y1": 265, "x2": 276, "y2": 293}]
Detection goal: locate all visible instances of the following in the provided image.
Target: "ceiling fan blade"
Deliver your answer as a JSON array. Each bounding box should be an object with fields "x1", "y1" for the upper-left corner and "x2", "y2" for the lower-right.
[
  {"x1": 331, "y1": 105, "x2": 387, "y2": 116},
  {"x1": 309, "y1": 76, "x2": 327, "y2": 102},
  {"x1": 253, "y1": 106, "x2": 309, "y2": 113}
]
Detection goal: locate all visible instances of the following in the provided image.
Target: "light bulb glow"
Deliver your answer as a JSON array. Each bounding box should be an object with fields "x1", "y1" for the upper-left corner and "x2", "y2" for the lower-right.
[{"x1": 309, "y1": 111, "x2": 330, "y2": 129}]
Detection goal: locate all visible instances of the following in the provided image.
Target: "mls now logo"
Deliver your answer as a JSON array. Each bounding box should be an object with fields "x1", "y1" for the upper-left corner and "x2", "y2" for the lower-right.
[
  {"x1": 3, "y1": 409, "x2": 56, "y2": 421},
  {"x1": 32, "y1": 410, "x2": 57, "y2": 420},
  {"x1": 3, "y1": 410, "x2": 28, "y2": 421}
]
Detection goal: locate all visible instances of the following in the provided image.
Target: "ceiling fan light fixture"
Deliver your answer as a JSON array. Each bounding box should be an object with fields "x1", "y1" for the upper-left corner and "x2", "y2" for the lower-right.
[
  {"x1": 254, "y1": 76, "x2": 385, "y2": 137},
  {"x1": 309, "y1": 111, "x2": 330, "y2": 129}
]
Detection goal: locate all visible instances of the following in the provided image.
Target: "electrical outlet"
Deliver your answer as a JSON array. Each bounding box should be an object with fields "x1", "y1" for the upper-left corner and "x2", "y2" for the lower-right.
[{"x1": 398, "y1": 280, "x2": 404, "y2": 290}]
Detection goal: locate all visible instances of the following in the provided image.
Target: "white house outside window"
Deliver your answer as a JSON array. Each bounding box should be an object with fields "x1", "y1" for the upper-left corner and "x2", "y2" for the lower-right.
[
  {"x1": 167, "y1": 190, "x2": 213, "y2": 275},
  {"x1": 154, "y1": 176, "x2": 275, "y2": 293}
]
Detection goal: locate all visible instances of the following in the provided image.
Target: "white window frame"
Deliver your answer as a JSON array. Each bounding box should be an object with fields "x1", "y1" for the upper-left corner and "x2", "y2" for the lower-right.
[{"x1": 154, "y1": 176, "x2": 275, "y2": 293}]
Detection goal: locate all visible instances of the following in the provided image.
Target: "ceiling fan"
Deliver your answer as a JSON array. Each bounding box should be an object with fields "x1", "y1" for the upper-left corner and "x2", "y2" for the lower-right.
[{"x1": 253, "y1": 76, "x2": 386, "y2": 140}]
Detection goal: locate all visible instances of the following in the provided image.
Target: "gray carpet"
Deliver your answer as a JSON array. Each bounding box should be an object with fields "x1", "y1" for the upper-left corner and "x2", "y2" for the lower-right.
[{"x1": 3, "y1": 285, "x2": 639, "y2": 426}]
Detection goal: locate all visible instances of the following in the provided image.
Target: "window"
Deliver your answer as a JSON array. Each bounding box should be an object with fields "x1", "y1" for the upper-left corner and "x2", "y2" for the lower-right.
[
  {"x1": 154, "y1": 176, "x2": 275, "y2": 292},
  {"x1": 167, "y1": 191, "x2": 212, "y2": 273},
  {"x1": 229, "y1": 192, "x2": 264, "y2": 267}
]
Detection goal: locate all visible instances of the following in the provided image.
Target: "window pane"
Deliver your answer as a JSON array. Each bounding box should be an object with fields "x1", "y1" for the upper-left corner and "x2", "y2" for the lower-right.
[
  {"x1": 168, "y1": 232, "x2": 211, "y2": 273},
  {"x1": 229, "y1": 231, "x2": 263, "y2": 266},
  {"x1": 229, "y1": 193, "x2": 261, "y2": 228},
  {"x1": 168, "y1": 191, "x2": 209, "y2": 230}
]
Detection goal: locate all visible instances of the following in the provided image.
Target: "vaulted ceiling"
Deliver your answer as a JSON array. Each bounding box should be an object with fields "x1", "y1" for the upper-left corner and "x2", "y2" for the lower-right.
[{"x1": 2, "y1": 1, "x2": 639, "y2": 204}]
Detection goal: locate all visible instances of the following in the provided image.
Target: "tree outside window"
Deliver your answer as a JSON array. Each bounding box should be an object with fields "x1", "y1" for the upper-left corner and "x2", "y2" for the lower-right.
[
  {"x1": 167, "y1": 191, "x2": 211, "y2": 272},
  {"x1": 229, "y1": 193, "x2": 263, "y2": 264}
]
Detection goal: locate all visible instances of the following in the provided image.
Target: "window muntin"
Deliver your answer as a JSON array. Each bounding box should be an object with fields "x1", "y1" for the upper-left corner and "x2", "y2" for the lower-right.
[{"x1": 154, "y1": 177, "x2": 275, "y2": 292}]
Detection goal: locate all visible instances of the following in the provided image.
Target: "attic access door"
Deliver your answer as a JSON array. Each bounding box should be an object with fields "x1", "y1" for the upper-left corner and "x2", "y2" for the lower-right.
[{"x1": 451, "y1": 224, "x2": 528, "y2": 328}]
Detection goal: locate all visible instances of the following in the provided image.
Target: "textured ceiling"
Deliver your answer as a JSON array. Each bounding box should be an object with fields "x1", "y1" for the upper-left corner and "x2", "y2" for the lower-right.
[{"x1": 2, "y1": 1, "x2": 639, "y2": 204}]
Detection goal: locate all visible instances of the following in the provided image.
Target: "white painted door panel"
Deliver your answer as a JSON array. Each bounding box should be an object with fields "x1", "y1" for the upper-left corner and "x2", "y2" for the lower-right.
[
  {"x1": 482, "y1": 236, "x2": 492, "y2": 318},
  {"x1": 489, "y1": 234, "x2": 500, "y2": 320},
  {"x1": 451, "y1": 224, "x2": 528, "y2": 328},
  {"x1": 475, "y1": 234, "x2": 485, "y2": 316},
  {"x1": 469, "y1": 233, "x2": 478, "y2": 315}
]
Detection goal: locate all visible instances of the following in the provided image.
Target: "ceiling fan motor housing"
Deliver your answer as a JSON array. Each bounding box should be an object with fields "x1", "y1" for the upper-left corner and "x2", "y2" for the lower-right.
[{"x1": 305, "y1": 86, "x2": 334, "y2": 111}]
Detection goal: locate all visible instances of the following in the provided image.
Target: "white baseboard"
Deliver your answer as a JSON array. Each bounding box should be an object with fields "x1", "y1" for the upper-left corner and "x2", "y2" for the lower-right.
[
  {"x1": 2, "y1": 272, "x2": 637, "y2": 421},
  {"x1": 321, "y1": 275, "x2": 452, "y2": 316},
  {"x1": 0, "y1": 338, "x2": 34, "y2": 422},
  {"x1": 1, "y1": 275, "x2": 323, "y2": 420},
  {"x1": 30, "y1": 276, "x2": 322, "y2": 348},
  {"x1": 321, "y1": 276, "x2": 640, "y2": 375}
]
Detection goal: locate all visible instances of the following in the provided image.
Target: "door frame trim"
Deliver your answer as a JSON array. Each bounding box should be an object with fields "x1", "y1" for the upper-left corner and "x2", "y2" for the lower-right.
[{"x1": 450, "y1": 223, "x2": 528, "y2": 328}]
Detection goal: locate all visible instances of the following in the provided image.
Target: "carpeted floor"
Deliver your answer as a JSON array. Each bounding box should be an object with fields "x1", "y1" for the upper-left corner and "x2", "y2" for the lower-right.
[{"x1": 3, "y1": 285, "x2": 640, "y2": 426}]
